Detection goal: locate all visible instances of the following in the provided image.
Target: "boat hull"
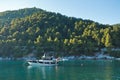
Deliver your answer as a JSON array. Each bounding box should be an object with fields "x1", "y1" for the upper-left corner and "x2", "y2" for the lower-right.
[
  {"x1": 27, "y1": 60, "x2": 58, "y2": 66},
  {"x1": 28, "y1": 62, "x2": 58, "y2": 66}
]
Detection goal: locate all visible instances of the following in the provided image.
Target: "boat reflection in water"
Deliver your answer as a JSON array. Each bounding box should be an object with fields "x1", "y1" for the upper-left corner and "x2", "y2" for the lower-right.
[{"x1": 27, "y1": 65, "x2": 59, "y2": 80}]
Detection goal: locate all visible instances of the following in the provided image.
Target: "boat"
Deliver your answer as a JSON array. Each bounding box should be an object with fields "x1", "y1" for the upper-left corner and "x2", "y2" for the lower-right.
[{"x1": 27, "y1": 54, "x2": 59, "y2": 66}]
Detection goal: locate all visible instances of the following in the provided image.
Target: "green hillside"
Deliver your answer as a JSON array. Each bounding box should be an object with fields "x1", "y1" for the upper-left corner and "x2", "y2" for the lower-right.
[{"x1": 0, "y1": 7, "x2": 120, "y2": 58}]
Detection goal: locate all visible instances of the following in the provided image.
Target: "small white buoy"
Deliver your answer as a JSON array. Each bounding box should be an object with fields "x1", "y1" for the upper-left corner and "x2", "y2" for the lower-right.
[{"x1": 81, "y1": 64, "x2": 83, "y2": 66}]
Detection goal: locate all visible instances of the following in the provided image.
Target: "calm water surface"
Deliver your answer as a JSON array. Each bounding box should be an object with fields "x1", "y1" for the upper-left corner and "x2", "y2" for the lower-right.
[{"x1": 0, "y1": 60, "x2": 120, "y2": 80}]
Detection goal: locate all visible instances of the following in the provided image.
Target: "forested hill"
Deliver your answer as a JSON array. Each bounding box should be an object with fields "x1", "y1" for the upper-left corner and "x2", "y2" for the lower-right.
[
  {"x1": 0, "y1": 7, "x2": 120, "y2": 58},
  {"x1": 0, "y1": 7, "x2": 44, "y2": 27}
]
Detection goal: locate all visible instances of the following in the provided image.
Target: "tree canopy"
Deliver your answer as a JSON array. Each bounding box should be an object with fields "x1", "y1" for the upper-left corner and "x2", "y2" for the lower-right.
[{"x1": 0, "y1": 7, "x2": 120, "y2": 58}]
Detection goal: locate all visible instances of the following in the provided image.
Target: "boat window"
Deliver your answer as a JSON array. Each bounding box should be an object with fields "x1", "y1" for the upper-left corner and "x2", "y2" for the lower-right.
[
  {"x1": 51, "y1": 62, "x2": 56, "y2": 64},
  {"x1": 39, "y1": 61, "x2": 43, "y2": 63},
  {"x1": 45, "y1": 62, "x2": 50, "y2": 64}
]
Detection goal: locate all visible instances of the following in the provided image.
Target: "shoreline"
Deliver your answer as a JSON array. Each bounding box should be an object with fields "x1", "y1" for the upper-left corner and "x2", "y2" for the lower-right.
[{"x1": 0, "y1": 54, "x2": 119, "y2": 61}]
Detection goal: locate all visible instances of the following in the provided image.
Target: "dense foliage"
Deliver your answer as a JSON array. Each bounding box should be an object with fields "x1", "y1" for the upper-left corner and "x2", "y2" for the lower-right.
[{"x1": 0, "y1": 8, "x2": 120, "y2": 58}]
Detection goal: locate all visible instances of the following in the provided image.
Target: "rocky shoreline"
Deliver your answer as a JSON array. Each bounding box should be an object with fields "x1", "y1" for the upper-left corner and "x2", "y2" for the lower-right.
[{"x1": 0, "y1": 53, "x2": 119, "y2": 61}]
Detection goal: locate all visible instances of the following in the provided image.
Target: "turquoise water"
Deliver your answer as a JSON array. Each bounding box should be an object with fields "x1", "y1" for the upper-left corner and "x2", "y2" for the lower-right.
[{"x1": 0, "y1": 60, "x2": 120, "y2": 80}]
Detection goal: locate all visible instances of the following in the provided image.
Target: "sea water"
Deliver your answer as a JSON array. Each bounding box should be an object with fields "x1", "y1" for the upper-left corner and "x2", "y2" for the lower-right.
[{"x1": 0, "y1": 60, "x2": 120, "y2": 80}]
